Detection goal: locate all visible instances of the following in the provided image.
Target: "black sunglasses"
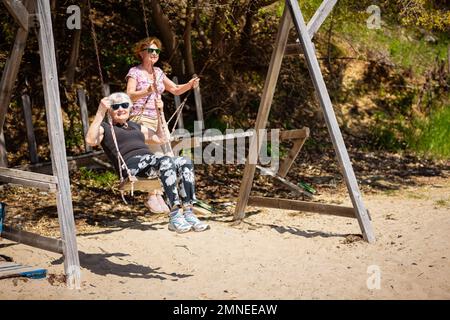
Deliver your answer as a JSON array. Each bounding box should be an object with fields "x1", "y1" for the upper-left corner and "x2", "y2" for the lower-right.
[
  {"x1": 111, "y1": 102, "x2": 130, "y2": 110},
  {"x1": 144, "y1": 47, "x2": 161, "y2": 55}
]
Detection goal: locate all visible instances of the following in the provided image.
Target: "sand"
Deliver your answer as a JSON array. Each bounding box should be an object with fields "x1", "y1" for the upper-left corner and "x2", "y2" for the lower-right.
[{"x1": 1, "y1": 178, "x2": 449, "y2": 299}]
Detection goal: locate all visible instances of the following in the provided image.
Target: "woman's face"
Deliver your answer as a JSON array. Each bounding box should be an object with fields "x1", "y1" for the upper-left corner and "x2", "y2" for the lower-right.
[
  {"x1": 110, "y1": 101, "x2": 130, "y2": 123},
  {"x1": 140, "y1": 43, "x2": 160, "y2": 65}
]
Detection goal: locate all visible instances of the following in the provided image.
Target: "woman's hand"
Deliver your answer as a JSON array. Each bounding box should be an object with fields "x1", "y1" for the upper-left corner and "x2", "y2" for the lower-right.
[
  {"x1": 146, "y1": 80, "x2": 154, "y2": 94},
  {"x1": 98, "y1": 97, "x2": 111, "y2": 115},
  {"x1": 155, "y1": 99, "x2": 164, "y2": 112},
  {"x1": 189, "y1": 77, "x2": 200, "y2": 89}
]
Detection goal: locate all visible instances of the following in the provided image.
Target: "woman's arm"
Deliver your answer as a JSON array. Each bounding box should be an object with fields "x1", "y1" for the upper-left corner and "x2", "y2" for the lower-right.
[
  {"x1": 163, "y1": 76, "x2": 200, "y2": 96},
  {"x1": 86, "y1": 98, "x2": 109, "y2": 146},
  {"x1": 126, "y1": 77, "x2": 155, "y2": 102}
]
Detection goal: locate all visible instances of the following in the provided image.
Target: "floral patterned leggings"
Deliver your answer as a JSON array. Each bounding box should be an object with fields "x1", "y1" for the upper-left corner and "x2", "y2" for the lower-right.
[{"x1": 125, "y1": 154, "x2": 196, "y2": 209}]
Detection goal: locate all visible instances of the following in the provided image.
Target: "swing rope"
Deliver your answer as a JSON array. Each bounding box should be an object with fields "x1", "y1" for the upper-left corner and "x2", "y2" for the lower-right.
[{"x1": 87, "y1": 0, "x2": 137, "y2": 203}]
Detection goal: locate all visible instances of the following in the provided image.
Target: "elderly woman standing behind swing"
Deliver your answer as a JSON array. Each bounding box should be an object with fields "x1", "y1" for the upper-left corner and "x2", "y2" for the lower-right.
[{"x1": 126, "y1": 37, "x2": 200, "y2": 214}]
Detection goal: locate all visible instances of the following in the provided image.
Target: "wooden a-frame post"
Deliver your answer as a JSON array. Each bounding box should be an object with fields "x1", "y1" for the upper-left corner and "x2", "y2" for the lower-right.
[
  {"x1": 234, "y1": 0, "x2": 375, "y2": 243},
  {"x1": 0, "y1": 0, "x2": 81, "y2": 287}
]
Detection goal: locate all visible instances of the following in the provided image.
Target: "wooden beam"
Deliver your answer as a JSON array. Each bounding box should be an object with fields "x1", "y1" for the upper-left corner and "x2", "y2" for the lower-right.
[
  {"x1": 0, "y1": 167, "x2": 57, "y2": 191},
  {"x1": 284, "y1": 0, "x2": 337, "y2": 56},
  {"x1": 14, "y1": 150, "x2": 107, "y2": 174},
  {"x1": 0, "y1": 132, "x2": 6, "y2": 167},
  {"x1": 285, "y1": 43, "x2": 302, "y2": 56},
  {"x1": 0, "y1": 23, "x2": 29, "y2": 167},
  {"x1": 256, "y1": 165, "x2": 313, "y2": 197},
  {"x1": 193, "y1": 82, "x2": 204, "y2": 127},
  {"x1": 306, "y1": 0, "x2": 337, "y2": 39},
  {"x1": 2, "y1": 0, "x2": 30, "y2": 31},
  {"x1": 279, "y1": 127, "x2": 309, "y2": 140},
  {"x1": 21, "y1": 94, "x2": 39, "y2": 163},
  {"x1": 119, "y1": 178, "x2": 162, "y2": 192},
  {"x1": 1, "y1": 225, "x2": 63, "y2": 254},
  {"x1": 233, "y1": 7, "x2": 292, "y2": 221},
  {"x1": 172, "y1": 77, "x2": 184, "y2": 129},
  {"x1": 277, "y1": 136, "x2": 308, "y2": 178},
  {"x1": 0, "y1": 167, "x2": 56, "y2": 183},
  {"x1": 77, "y1": 89, "x2": 92, "y2": 153},
  {"x1": 36, "y1": 0, "x2": 81, "y2": 289},
  {"x1": 248, "y1": 196, "x2": 355, "y2": 218},
  {"x1": 286, "y1": 0, "x2": 375, "y2": 243}
]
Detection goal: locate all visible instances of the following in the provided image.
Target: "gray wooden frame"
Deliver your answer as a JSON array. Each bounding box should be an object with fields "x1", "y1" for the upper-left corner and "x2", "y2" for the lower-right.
[
  {"x1": 21, "y1": 94, "x2": 39, "y2": 163},
  {"x1": 233, "y1": 0, "x2": 375, "y2": 243},
  {"x1": 0, "y1": 0, "x2": 81, "y2": 287}
]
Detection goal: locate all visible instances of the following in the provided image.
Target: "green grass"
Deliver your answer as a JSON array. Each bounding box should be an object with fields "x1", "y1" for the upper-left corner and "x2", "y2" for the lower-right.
[
  {"x1": 337, "y1": 14, "x2": 449, "y2": 75},
  {"x1": 79, "y1": 167, "x2": 118, "y2": 190},
  {"x1": 434, "y1": 199, "x2": 449, "y2": 208},
  {"x1": 406, "y1": 105, "x2": 450, "y2": 159}
]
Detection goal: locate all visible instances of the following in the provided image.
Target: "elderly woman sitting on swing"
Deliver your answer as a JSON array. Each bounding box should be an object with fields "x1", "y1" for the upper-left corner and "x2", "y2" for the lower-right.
[{"x1": 86, "y1": 92, "x2": 209, "y2": 233}]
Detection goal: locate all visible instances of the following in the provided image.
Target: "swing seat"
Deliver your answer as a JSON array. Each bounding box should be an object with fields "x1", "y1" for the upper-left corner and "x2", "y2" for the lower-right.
[
  {"x1": 119, "y1": 176, "x2": 163, "y2": 193},
  {"x1": 118, "y1": 176, "x2": 212, "y2": 216}
]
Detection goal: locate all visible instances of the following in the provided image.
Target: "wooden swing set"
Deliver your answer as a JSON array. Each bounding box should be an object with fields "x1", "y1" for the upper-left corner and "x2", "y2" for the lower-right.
[{"x1": 0, "y1": 0, "x2": 375, "y2": 289}]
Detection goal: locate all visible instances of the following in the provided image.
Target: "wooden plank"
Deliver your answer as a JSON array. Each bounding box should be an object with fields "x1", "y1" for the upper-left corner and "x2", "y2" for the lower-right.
[
  {"x1": 285, "y1": 43, "x2": 302, "y2": 56},
  {"x1": 0, "y1": 167, "x2": 57, "y2": 191},
  {"x1": 36, "y1": 0, "x2": 81, "y2": 288},
  {"x1": 0, "y1": 167, "x2": 57, "y2": 183},
  {"x1": 233, "y1": 7, "x2": 292, "y2": 221},
  {"x1": 0, "y1": 132, "x2": 6, "y2": 167},
  {"x1": 14, "y1": 150, "x2": 107, "y2": 174},
  {"x1": 172, "y1": 76, "x2": 184, "y2": 129},
  {"x1": 277, "y1": 136, "x2": 308, "y2": 177},
  {"x1": 21, "y1": 94, "x2": 39, "y2": 163},
  {"x1": 286, "y1": 0, "x2": 375, "y2": 243},
  {"x1": 0, "y1": 20, "x2": 29, "y2": 167},
  {"x1": 119, "y1": 178, "x2": 161, "y2": 192},
  {"x1": 306, "y1": 0, "x2": 337, "y2": 39},
  {"x1": 0, "y1": 264, "x2": 47, "y2": 280},
  {"x1": 2, "y1": 0, "x2": 29, "y2": 31},
  {"x1": 1, "y1": 225, "x2": 63, "y2": 254},
  {"x1": 279, "y1": 127, "x2": 309, "y2": 140},
  {"x1": 256, "y1": 164, "x2": 313, "y2": 197},
  {"x1": 248, "y1": 196, "x2": 355, "y2": 218},
  {"x1": 172, "y1": 128, "x2": 306, "y2": 145},
  {"x1": 77, "y1": 88, "x2": 92, "y2": 152},
  {"x1": 0, "y1": 174, "x2": 57, "y2": 191}
]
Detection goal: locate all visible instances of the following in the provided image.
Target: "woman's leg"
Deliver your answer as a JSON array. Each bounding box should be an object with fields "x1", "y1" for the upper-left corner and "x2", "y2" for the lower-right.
[
  {"x1": 173, "y1": 156, "x2": 197, "y2": 206},
  {"x1": 173, "y1": 157, "x2": 209, "y2": 232}
]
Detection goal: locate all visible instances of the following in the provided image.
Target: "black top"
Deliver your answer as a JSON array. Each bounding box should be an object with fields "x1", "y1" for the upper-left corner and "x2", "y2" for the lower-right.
[{"x1": 100, "y1": 121, "x2": 150, "y2": 173}]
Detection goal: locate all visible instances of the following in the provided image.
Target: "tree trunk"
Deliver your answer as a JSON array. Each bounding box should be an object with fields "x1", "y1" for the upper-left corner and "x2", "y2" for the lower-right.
[
  {"x1": 64, "y1": 0, "x2": 87, "y2": 87},
  {"x1": 150, "y1": 0, "x2": 183, "y2": 76},
  {"x1": 184, "y1": 4, "x2": 195, "y2": 76}
]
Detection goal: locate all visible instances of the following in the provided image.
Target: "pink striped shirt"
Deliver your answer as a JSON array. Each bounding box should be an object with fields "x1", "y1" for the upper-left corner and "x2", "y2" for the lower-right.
[{"x1": 126, "y1": 65, "x2": 166, "y2": 118}]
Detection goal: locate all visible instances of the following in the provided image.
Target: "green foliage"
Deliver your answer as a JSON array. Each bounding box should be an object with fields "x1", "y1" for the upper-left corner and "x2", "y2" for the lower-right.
[
  {"x1": 64, "y1": 124, "x2": 85, "y2": 152},
  {"x1": 406, "y1": 106, "x2": 450, "y2": 159},
  {"x1": 79, "y1": 167, "x2": 118, "y2": 190},
  {"x1": 205, "y1": 116, "x2": 228, "y2": 132},
  {"x1": 369, "y1": 113, "x2": 408, "y2": 151},
  {"x1": 396, "y1": 0, "x2": 450, "y2": 31}
]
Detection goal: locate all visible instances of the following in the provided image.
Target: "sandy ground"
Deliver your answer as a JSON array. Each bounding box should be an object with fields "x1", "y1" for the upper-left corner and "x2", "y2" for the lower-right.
[{"x1": 1, "y1": 177, "x2": 449, "y2": 300}]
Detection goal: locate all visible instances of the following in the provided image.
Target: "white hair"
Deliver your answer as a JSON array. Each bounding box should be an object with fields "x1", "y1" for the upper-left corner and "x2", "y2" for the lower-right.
[{"x1": 108, "y1": 92, "x2": 132, "y2": 106}]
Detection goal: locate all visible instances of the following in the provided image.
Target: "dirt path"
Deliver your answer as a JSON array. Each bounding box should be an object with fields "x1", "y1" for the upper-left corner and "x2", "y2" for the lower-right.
[{"x1": 1, "y1": 177, "x2": 449, "y2": 299}]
